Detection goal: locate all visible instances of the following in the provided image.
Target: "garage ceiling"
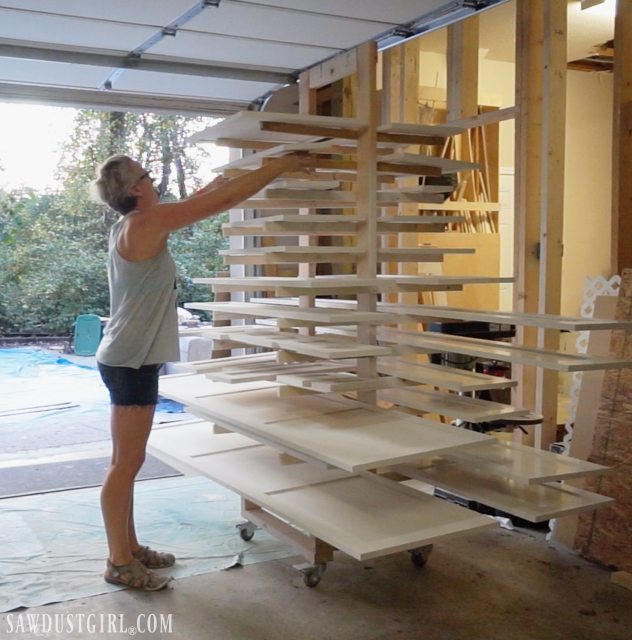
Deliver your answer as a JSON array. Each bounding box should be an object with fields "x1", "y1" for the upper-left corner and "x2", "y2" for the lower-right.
[{"x1": 0, "y1": 0, "x2": 507, "y2": 116}]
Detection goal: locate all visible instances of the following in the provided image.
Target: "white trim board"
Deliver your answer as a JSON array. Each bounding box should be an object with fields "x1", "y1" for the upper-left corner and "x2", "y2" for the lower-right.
[
  {"x1": 440, "y1": 440, "x2": 610, "y2": 485},
  {"x1": 238, "y1": 197, "x2": 357, "y2": 210},
  {"x1": 208, "y1": 361, "x2": 354, "y2": 384},
  {"x1": 196, "y1": 326, "x2": 393, "y2": 359},
  {"x1": 377, "y1": 358, "x2": 518, "y2": 392},
  {"x1": 192, "y1": 275, "x2": 514, "y2": 295},
  {"x1": 216, "y1": 141, "x2": 345, "y2": 171},
  {"x1": 271, "y1": 179, "x2": 341, "y2": 190},
  {"x1": 190, "y1": 111, "x2": 363, "y2": 145},
  {"x1": 377, "y1": 328, "x2": 632, "y2": 373},
  {"x1": 396, "y1": 463, "x2": 614, "y2": 523},
  {"x1": 158, "y1": 373, "x2": 275, "y2": 400},
  {"x1": 264, "y1": 188, "x2": 445, "y2": 205},
  {"x1": 379, "y1": 387, "x2": 530, "y2": 422},
  {"x1": 382, "y1": 304, "x2": 632, "y2": 332},
  {"x1": 388, "y1": 275, "x2": 515, "y2": 287},
  {"x1": 177, "y1": 352, "x2": 277, "y2": 374},
  {"x1": 217, "y1": 246, "x2": 473, "y2": 265},
  {"x1": 194, "y1": 276, "x2": 383, "y2": 295},
  {"x1": 221, "y1": 215, "x2": 461, "y2": 236},
  {"x1": 218, "y1": 246, "x2": 364, "y2": 265},
  {"x1": 185, "y1": 301, "x2": 400, "y2": 326},
  {"x1": 237, "y1": 192, "x2": 446, "y2": 209},
  {"x1": 277, "y1": 372, "x2": 412, "y2": 393}
]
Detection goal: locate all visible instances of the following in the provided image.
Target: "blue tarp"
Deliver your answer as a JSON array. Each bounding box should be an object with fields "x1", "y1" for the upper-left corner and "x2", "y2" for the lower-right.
[{"x1": 0, "y1": 347, "x2": 185, "y2": 454}]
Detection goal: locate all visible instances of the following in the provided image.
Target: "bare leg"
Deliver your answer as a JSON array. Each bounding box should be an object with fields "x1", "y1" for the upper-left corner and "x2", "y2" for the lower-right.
[
  {"x1": 128, "y1": 493, "x2": 141, "y2": 554},
  {"x1": 101, "y1": 404, "x2": 155, "y2": 565}
]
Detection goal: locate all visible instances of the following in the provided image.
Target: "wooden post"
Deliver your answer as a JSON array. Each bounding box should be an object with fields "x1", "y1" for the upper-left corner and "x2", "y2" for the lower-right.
[
  {"x1": 355, "y1": 41, "x2": 379, "y2": 404},
  {"x1": 381, "y1": 41, "x2": 403, "y2": 291},
  {"x1": 297, "y1": 70, "x2": 319, "y2": 338},
  {"x1": 513, "y1": 0, "x2": 567, "y2": 449},
  {"x1": 210, "y1": 271, "x2": 232, "y2": 359},
  {"x1": 381, "y1": 39, "x2": 422, "y2": 309},
  {"x1": 447, "y1": 16, "x2": 479, "y2": 121},
  {"x1": 611, "y1": 0, "x2": 632, "y2": 274},
  {"x1": 447, "y1": 16, "x2": 480, "y2": 205}
]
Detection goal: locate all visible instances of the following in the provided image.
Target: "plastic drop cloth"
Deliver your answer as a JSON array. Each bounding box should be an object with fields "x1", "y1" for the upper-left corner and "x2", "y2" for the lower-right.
[{"x1": 0, "y1": 476, "x2": 291, "y2": 612}]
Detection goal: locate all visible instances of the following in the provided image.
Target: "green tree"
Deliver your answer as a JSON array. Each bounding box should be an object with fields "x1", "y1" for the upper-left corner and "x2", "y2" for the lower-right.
[{"x1": 0, "y1": 109, "x2": 227, "y2": 335}]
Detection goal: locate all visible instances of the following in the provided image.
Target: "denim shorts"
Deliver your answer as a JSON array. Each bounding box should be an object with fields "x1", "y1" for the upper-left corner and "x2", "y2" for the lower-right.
[{"x1": 97, "y1": 362, "x2": 161, "y2": 406}]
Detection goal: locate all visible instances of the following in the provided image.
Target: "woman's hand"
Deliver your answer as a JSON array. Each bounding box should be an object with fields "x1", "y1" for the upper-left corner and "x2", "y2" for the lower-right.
[
  {"x1": 192, "y1": 175, "x2": 231, "y2": 197},
  {"x1": 207, "y1": 175, "x2": 231, "y2": 190}
]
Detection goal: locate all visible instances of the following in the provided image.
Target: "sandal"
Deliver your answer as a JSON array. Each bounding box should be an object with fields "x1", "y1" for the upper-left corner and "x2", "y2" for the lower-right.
[
  {"x1": 104, "y1": 558, "x2": 171, "y2": 591},
  {"x1": 132, "y1": 545, "x2": 176, "y2": 569}
]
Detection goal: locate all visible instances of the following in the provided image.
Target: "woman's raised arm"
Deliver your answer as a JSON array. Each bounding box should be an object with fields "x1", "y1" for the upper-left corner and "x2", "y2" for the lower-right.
[{"x1": 148, "y1": 154, "x2": 305, "y2": 233}]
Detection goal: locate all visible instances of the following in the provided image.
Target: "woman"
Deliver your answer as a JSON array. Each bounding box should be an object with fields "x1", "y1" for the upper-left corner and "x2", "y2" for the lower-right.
[{"x1": 90, "y1": 152, "x2": 304, "y2": 591}]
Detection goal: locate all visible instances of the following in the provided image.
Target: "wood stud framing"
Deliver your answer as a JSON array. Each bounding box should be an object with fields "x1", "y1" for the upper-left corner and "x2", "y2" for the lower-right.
[{"x1": 513, "y1": 0, "x2": 567, "y2": 449}]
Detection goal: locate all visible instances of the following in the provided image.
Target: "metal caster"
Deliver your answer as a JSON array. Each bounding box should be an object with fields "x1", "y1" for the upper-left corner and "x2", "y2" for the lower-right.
[
  {"x1": 236, "y1": 522, "x2": 256, "y2": 541},
  {"x1": 296, "y1": 562, "x2": 327, "y2": 588},
  {"x1": 409, "y1": 544, "x2": 433, "y2": 568}
]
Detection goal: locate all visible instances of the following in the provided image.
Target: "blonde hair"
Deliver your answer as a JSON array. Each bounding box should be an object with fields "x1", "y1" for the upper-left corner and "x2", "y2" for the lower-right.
[{"x1": 89, "y1": 154, "x2": 140, "y2": 214}]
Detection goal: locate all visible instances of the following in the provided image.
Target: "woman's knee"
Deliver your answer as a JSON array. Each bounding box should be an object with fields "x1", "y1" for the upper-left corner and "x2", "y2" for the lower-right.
[{"x1": 108, "y1": 453, "x2": 146, "y2": 479}]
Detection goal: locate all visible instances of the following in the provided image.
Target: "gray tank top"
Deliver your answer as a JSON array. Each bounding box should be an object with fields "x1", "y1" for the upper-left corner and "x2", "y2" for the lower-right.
[{"x1": 96, "y1": 217, "x2": 180, "y2": 368}]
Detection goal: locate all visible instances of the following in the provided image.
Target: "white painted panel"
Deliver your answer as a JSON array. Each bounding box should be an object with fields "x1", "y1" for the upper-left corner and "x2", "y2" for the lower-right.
[
  {"x1": 0, "y1": 58, "x2": 110, "y2": 89},
  {"x1": 159, "y1": 380, "x2": 493, "y2": 472},
  {"x1": 405, "y1": 463, "x2": 614, "y2": 523},
  {"x1": 238, "y1": 0, "x2": 454, "y2": 24},
  {"x1": 148, "y1": 428, "x2": 495, "y2": 561},
  {"x1": 113, "y1": 69, "x2": 280, "y2": 102},
  {"x1": 0, "y1": 9, "x2": 156, "y2": 51},
  {"x1": 0, "y1": 0, "x2": 193, "y2": 25},
  {"x1": 149, "y1": 31, "x2": 338, "y2": 69},
  {"x1": 187, "y1": 2, "x2": 395, "y2": 49},
  {"x1": 268, "y1": 475, "x2": 495, "y2": 560}
]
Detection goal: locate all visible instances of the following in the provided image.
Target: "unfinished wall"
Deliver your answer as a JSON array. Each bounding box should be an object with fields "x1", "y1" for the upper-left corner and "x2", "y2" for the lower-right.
[
  {"x1": 417, "y1": 47, "x2": 515, "y2": 310},
  {"x1": 562, "y1": 70, "x2": 614, "y2": 316},
  {"x1": 416, "y1": 36, "x2": 614, "y2": 321}
]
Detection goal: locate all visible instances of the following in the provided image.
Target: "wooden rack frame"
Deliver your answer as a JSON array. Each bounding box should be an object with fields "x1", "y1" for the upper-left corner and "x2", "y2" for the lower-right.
[{"x1": 148, "y1": 38, "x2": 632, "y2": 586}]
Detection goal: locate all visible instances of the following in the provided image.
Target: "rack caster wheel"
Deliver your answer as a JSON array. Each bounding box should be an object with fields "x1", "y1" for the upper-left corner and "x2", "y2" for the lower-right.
[
  {"x1": 236, "y1": 522, "x2": 256, "y2": 541},
  {"x1": 296, "y1": 563, "x2": 327, "y2": 588},
  {"x1": 409, "y1": 544, "x2": 433, "y2": 568}
]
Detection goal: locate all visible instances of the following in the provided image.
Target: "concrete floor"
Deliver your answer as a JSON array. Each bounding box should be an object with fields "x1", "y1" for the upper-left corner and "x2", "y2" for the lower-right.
[{"x1": 2, "y1": 526, "x2": 630, "y2": 640}]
